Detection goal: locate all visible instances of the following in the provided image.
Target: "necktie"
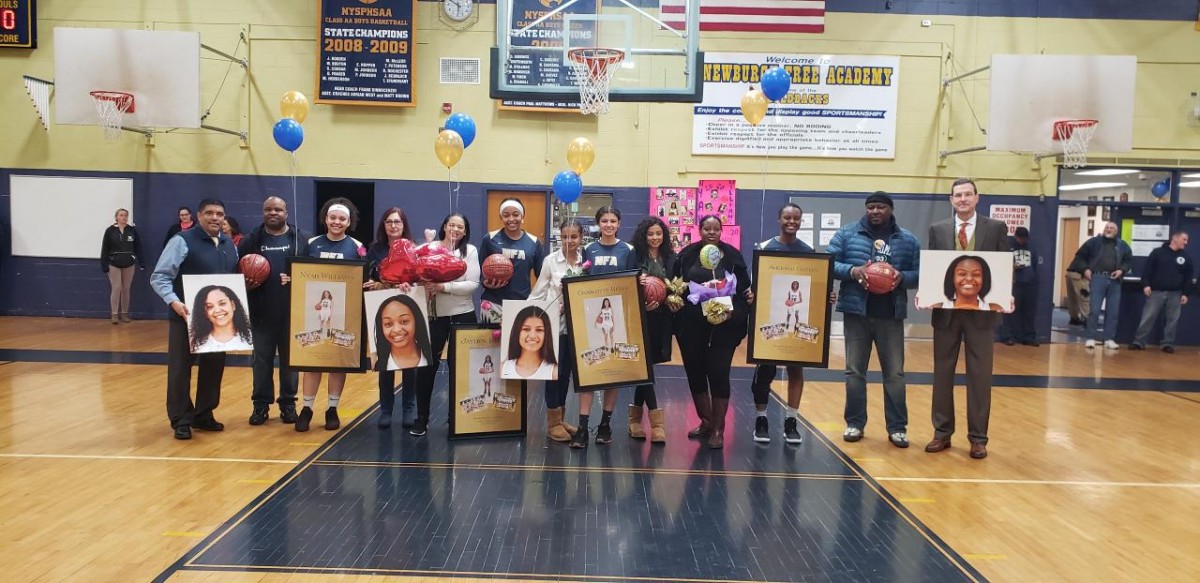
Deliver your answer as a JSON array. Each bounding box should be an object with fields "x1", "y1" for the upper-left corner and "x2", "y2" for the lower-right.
[{"x1": 957, "y1": 222, "x2": 968, "y2": 250}]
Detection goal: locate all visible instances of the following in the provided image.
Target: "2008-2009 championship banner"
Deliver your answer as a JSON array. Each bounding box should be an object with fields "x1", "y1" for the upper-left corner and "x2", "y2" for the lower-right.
[
  {"x1": 317, "y1": 0, "x2": 415, "y2": 106},
  {"x1": 693, "y1": 52, "x2": 900, "y2": 158}
]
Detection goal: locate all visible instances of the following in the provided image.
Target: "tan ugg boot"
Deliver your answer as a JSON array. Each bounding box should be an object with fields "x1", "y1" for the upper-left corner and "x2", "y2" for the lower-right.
[
  {"x1": 555, "y1": 407, "x2": 578, "y2": 435},
  {"x1": 648, "y1": 409, "x2": 667, "y2": 443},
  {"x1": 546, "y1": 407, "x2": 571, "y2": 442},
  {"x1": 627, "y1": 405, "x2": 645, "y2": 439}
]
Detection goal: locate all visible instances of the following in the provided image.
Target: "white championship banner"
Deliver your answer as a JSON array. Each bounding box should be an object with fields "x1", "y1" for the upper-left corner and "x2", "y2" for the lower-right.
[{"x1": 693, "y1": 53, "x2": 900, "y2": 158}]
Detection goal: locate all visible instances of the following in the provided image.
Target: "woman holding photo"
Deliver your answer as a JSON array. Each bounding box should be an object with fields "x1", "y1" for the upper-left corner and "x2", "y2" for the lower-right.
[
  {"x1": 501, "y1": 305, "x2": 558, "y2": 379},
  {"x1": 674, "y1": 215, "x2": 753, "y2": 449},
  {"x1": 295, "y1": 197, "x2": 364, "y2": 433},
  {"x1": 479, "y1": 198, "x2": 546, "y2": 323},
  {"x1": 190, "y1": 285, "x2": 253, "y2": 352},
  {"x1": 629, "y1": 217, "x2": 678, "y2": 443},
  {"x1": 100, "y1": 208, "x2": 145, "y2": 324},
  {"x1": 363, "y1": 207, "x2": 418, "y2": 430},
  {"x1": 529, "y1": 218, "x2": 585, "y2": 442},
  {"x1": 408, "y1": 212, "x2": 480, "y2": 436},
  {"x1": 569, "y1": 206, "x2": 636, "y2": 449}
]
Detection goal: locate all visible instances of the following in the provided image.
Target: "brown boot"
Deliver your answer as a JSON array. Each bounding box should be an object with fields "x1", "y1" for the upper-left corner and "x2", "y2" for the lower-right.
[
  {"x1": 648, "y1": 409, "x2": 667, "y2": 443},
  {"x1": 551, "y1": 407, "x2": 577, "y2": 436},
  {"x1": 546, "y1": 407, "x2": 571, "y2": 442},
  {"x1": 688, "y1": 392, "x2": 712, "y2": 438},
  {"x1": 627, "y1": 405, "x2": 646, "y2": 439},
  {"x1": 707, "y1": 398, "x2": 729, "y2": 449}
]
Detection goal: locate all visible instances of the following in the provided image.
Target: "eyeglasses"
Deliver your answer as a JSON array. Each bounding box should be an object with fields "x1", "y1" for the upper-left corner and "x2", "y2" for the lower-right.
[{"x1": 384, "y1": 220, "x2": 404, "y2": 226}]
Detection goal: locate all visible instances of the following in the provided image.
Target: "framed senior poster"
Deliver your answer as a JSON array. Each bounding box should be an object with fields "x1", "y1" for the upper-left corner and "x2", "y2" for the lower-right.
[
  {"x1": 448, "y1": 324, "x2": 527, "y2": 440},
  {"x1": 286, "y1": 257, "x2": 368, "y2": 372},
  {"x1": 748, "y1": 251, "x2": 834, "y2": 367},
  {"x1": 916, "y1": 250, "x2": 1014, "y2": 312},
  {"x1": 563, "y1": 270, "x2": 654, "y2": 391}
]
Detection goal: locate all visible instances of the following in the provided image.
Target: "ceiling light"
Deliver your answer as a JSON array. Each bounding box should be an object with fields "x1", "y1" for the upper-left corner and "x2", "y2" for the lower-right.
[
  {"x1": 1183, "y1": 173, "x2": 1200, "y2": 179},
  {"x1": 1179, "y1": 181, "x2": 1200, "y2": 188},
  {"x1": 1058, "y1": 182, "x2": 1128, "y2": 191},
  {"x1": 1073, "y1": 169, "x2": 1142, "y2": 176}
]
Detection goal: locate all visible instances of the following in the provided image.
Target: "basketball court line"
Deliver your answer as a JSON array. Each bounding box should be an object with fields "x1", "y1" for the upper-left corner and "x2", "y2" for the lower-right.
[
  {"x1": 872, "y1": 476, "x2": 1200, "y2": 489},
  {"x1": 0, "y1": 452, "x2": 301, "y2": 465},
  {"x1": 1162, "y1": 391, "x2": 1200, "y2": 406},
  {"x1": 308, "y1": 459, "x2": 862, "y2": 481}
]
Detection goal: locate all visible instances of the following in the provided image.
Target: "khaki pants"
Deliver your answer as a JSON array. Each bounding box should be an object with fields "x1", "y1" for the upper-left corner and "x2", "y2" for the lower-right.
[{"x1": 1065, "y1": 271, "x2": 1090, "y2": 320}]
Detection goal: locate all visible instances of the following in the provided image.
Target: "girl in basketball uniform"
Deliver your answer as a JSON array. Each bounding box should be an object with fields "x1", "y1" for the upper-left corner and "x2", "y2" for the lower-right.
[
  {"x1": 479, "y1": 355, "x2": 494, "y2": 397},
  {"x1": 786, "y1": 280, "x2": 804, "y2": 332},
  {"x1": 363, "y1": 207, "x2": 418, "y2": 430},
  {"x1": 295, "y1": 198, "x2": 364, "y2": 433},
  {"x1": 628, "y1": 216, "x2": 678, "y2": 443},
  {"x1": 596, "y1": 298, "x2": 616, "y2": 349},
  {"x1": 570, "y1": 206, "x2": 636, "y2": 449},
  {"x1": 529, "y1": 218, "x2": 585, "y2": 442},
  {"x1": 315, "y1": 290, "x2": 334, "y2": 337},
  {"x1": 479, "y1": 198, "x2": 546, "y2": 323}
]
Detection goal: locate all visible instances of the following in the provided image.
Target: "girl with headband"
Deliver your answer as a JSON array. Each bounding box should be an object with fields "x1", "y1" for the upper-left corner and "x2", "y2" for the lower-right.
[{"x1": 478, "y1": 197, "x2": 546, "y2": 323}]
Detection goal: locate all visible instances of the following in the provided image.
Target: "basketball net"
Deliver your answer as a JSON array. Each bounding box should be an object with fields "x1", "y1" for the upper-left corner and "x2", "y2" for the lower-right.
[
  {"x1": 90, "y1": 91, "x2": 135, "y2": 142},
  {"x1": 567, "y1": 48, "x2": 624, "y2": 115},
  {"x1": 1052, "y1": 119, "x2": 1098, "y2": 169}
]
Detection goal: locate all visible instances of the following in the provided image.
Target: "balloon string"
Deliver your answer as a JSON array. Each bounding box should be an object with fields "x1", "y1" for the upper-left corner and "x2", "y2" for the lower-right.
[
  {"x1": 447, "y1": 167, "x2": 453, "y2": 213},
  {"x1": 290, "y1": 152, "x2": 299, "y2": 230},
  {"x1": 756, "y1": 118, "x2": 766, "y2": 243},
  {"x1": 453, "y1": 168, "x2": 461, "y2": 212}
]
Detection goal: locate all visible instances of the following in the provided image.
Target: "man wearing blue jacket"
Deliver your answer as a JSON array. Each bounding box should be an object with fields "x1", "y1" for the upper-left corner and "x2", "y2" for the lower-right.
[
  {"x1": 1130, "y1": 231, "x2": 1192, "y2": 353},
  {"x1": 826, "y1": 192, "x2": 921, "y2": 448}
]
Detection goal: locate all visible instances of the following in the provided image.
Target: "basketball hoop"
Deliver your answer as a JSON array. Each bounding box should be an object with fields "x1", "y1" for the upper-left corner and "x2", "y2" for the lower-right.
[
  {"x1": 90, "y1": 91, "x2": 136, "y2": 142},
  {"x1": 566, "y1": 48, "x2": 624, "y2": 115},
  {"x1": 1052, "y1": 119, "x2": 1098, "y2": 168}
]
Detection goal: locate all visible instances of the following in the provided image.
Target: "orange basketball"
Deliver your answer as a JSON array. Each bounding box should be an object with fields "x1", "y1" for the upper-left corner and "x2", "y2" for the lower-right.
[
  {"x1": 642, "y1": 276, "x2": 667, "y2": 306},
  {"x1": 861, "y1": 261, "x2": 900, "y2": 295},
  {"x1": 238, "y1": 254, "x2": 271, "y2": 290},
  {"x1": 481, "y1": 254, "x2": 514, "y2": 283}
]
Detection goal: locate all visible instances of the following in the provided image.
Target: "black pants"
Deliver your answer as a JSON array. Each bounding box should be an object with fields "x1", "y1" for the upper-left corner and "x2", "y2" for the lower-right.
[
  {"x1": 1002, "y1": 283, "x2": 1038, "y2": 343},
  {"x1": 167, "y1": 312, "x2": 226, "y2": 428},
  {"x1": 412, "y1": 311, "x2": 477, "y2": 419},
  {"x1": 250, "y1": 314, "x2": 297, "y2": 407},
  {"x1": 677, "y1": 321, "x2": 742, "y2": 399},
  {"x1": 749, "y1": 365, "x2": 777, "y2": 406},
  {"x1": 546, "y1": 333, "x2": 574, "y2": 407}
]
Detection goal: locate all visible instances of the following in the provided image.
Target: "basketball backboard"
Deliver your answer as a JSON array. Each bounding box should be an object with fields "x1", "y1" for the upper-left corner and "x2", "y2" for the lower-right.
[
  {"x1": 491, "y1": 0, "x2": 702, "y2": 109},
  {"x1": 54, "y1": 27, "x2": 201, "y2": 129},
  {"x1": 986, "y1": 54, "x2": 1135, "y2": 155}
]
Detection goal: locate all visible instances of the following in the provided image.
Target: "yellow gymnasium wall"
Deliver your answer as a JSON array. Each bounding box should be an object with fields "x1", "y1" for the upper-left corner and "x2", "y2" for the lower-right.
[{"x1": 1, "y1": 2, "x2": 1198, "y2": 197}]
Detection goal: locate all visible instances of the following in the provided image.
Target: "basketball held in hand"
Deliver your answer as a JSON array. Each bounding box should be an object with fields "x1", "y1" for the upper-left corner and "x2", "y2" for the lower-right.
[
  {"x1": 238, "y1": 254, "x2": 271, "y2": 290},
  {"x1": 481, "y1": 254, "x2": 514, "y2": 285},
  {"x1": 861, "y1": 261, "x2": 900, "y2": 294},
  {"x1": 642, "y1": 276, "x2": 667, "y2": 306}
]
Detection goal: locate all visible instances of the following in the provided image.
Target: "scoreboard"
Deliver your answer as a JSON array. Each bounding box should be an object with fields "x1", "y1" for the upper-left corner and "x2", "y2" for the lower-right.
[{"x1": 0, "y1": 0, "x2": 35, "y2": 49}]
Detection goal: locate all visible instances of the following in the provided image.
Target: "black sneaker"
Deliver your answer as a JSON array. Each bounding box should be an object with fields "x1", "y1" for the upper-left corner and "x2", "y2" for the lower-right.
[
  {"x1": 409, "y1": 416, "x2": 428, "y2": 436},
  {"x1": 325, "y1": 407, "x2": 340, "y2": 430},
  {"x1": 595, "y1": 422, "x2": 613, "y2": 445},
  {"x1": 249, "y1": 406, "x2": 269, "y2": 426},
  {"x1": 783, "y1": 418, "x2": 803, "y2": 444},
  {"x1": 295, "y1": 406, "x2": 313, "y2": 432},
  {"x1": 279, "y1": 404, "x2": 298, "y2": 424},
  {"x1": 1163, "y1": 345, "x2": 1176, "y2": 354},
  {"x1": 1129, "y1": 343, "x2": 1145, "y2": 350},
  {"x1": 174, "y1": 425, "x2": 192, "y2": 440},
  {"x1": 569, "y1": 425, "x2": 589, "y2": 449},
  {"x1": 753, "y1": 416, "x2": 770, "y2": 443},
  {"x1": 193, "y1": 418, "x2": 224, "y2": 432}
]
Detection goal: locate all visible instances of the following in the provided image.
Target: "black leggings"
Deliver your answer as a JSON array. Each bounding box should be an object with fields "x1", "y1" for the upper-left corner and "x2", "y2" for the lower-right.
[
  {"x1": 412, "y1": 311, "x2": 477, "y2": 418},
  {"x1": 633, "y1": 384, "x2": 658, "y2": 409},
  {"x1": 545, "y1": 334, "x2": 574, "y2": 409},
  {"x1": 677, "y1": 325, "x2": 741, "y2": 399}
]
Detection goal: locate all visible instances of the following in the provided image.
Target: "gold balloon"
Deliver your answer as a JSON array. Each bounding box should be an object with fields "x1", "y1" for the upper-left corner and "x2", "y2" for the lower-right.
[
  {"x1": 280, "y1": 91, "x2": 309, "y2": 123},
  {"x1": 566, "y1": 137, "x2": 595, "y2": 175},
  {"x1": 740, "y1": 88, "x2": 768, "y2": 126},
  {"x1": 434, "y1": 129, "x2": 465, "y2": 169}
]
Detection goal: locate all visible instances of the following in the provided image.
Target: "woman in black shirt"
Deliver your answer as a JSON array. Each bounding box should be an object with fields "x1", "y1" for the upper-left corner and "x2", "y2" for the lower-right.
[{"x1": 100, "y1": 208, "x2": 145, "y2": 323}]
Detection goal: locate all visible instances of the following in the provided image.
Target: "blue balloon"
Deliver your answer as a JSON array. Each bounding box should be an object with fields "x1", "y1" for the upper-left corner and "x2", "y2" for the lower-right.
[
  {"x1": 553, "y1": 170, "x2": 582, "y2": 204},
  {"x1": 273, "y1": 118, "x2": 304, "y2": 152},
  {"x1": 760, "y1": 66, "x2": 791, "y2": 102},
  {"x1": 1151, "y1": 180, "x2": 1170, "y2": 198},
  {"x1": 444, "y1": 113, "x2": 477, "y2": 149}
]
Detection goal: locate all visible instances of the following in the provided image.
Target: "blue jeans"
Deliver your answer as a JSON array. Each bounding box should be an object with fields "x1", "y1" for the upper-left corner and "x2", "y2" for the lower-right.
[
  {"x1": 1086, "y1": 275, "x2": 1123, "y2": 341},
  {"x1": 843, "y1": 314, "x2": 908, "y2": 433}
]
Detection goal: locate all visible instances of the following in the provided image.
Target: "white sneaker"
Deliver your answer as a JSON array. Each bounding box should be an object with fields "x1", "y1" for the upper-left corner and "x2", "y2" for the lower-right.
[
  {"x1": 1085, "y1": 339, "x2": 1096, "y2": 348},
  {"x1": 1104, "y1": 340, "x2": 1120, "y2": 350}
]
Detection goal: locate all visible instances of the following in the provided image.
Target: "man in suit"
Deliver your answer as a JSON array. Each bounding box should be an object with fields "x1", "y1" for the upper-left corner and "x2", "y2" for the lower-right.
[{"x1": 925, "y1": 178, "x2": 1009, "y2": 460}]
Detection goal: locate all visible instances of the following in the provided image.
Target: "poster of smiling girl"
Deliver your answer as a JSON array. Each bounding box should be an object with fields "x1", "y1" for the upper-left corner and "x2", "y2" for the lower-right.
[
  {"x1": 182, "y1": 274, "x2": 253, "y2": 354},
  {"x1": 364, "y1": 287, "x2": 433, "y2": 371}
]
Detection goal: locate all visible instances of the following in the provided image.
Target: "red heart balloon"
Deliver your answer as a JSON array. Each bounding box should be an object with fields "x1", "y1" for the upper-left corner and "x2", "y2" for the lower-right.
[
  {"x1": 379, "y1": 238, "x2": 419, "y2": 284},
  {"x1": 417, "y1": 253, "x2": 467, "y2": 283}
]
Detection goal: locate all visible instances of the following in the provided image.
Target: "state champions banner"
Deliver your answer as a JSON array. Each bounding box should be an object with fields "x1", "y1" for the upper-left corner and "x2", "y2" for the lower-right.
[
  {"x1": 317, "y1": 0, "x2": 415, "y2": 106},
  {"x1": 694, "y1": 53, "x2": 900, "y2": 158}
]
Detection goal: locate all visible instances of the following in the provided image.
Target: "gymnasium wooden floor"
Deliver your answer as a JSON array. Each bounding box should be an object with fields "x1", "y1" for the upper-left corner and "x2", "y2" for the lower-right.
[{"x1": 0, "y1": 316, "x2": 1197, "y2": 582}]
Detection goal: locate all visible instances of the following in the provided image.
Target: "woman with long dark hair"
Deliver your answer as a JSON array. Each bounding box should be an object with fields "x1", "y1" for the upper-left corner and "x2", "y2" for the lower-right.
[
  {"x1": 529, "y1": 218, "x2": 585, "y2": 442},
  {"x1": 502, "y1": 305, "x2": 558, "y2": 379},
  {"x1": 363, "y1": 206, "x2": 418, "y2": 429},
  {"x1": 189, "y1": 285, "x2": 253, "y2": 352},
  {"x1": 673, "y1": 215, "x2": 753, "y2": 449},
  {"x1": 100, "y1": 208, "x2": 145, "y2": 324},
  {"x1": 408, "y1": 212, "x2": 480, "y2": 436},
  {"x1": 628, "y1": 216, "x2": 678, "y2": 443}
]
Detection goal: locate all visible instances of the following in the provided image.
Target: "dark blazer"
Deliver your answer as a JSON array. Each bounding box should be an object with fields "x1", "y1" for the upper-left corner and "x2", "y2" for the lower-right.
[{"x1": 928, "y1": 214, "x2": 1009, "y2": 330}]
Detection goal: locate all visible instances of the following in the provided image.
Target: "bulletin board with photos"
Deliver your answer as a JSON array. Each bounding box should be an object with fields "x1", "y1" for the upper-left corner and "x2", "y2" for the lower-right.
[
  {"x1": 448, "y1": 324, "x2": 527, "y2": 439},
  {"x1": 563, "y1": 270, "x2": 654, "y2": 391},
  {"x1": 747, "y1": 251, "x2": 834, "y2": 368},
  {"x1": 285, "y1": 258, "x2": 369, "y2": 372}
]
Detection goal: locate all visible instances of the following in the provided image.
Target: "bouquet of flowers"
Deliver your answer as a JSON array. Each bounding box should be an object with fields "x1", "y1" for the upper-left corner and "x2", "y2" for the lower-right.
[{"x1": 687, "y1": 272, "x2": 737, "y2": 325}]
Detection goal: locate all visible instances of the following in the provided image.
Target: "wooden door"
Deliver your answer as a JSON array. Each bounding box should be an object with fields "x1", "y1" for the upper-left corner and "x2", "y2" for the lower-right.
[
  {"x1": 486, "y1": 191, "x2": 547, "y2": 242},
  {"x1": 1058, "y1": 218, "x2": 1080, "y2": 305}
]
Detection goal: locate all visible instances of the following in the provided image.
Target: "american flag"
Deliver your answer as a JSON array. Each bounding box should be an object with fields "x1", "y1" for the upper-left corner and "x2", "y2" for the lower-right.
[{"x1": 659, "y1": 0, "x2": 826, "y2": 33}]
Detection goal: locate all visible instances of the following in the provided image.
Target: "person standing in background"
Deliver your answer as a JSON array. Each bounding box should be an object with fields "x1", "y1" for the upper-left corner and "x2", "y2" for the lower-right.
[
  {"x1": 239, "y1": 196, "x2": 308, "y2": 426},
  {"x1": 101, "y1": 208, "x2": 145, "y2": 324},
  {"x1": 1130, "y1": 231, "x2": 1193, "y2": 353},
  {"x1": 1071, "y1": 221, "x2": 1133, "y2": 350},
  {"x1": 1001, "y1": 227, "x2": 1040, "y2": 346},
  {"x1": 163, "y1": 206, "x2": 194, "y2": 246}
]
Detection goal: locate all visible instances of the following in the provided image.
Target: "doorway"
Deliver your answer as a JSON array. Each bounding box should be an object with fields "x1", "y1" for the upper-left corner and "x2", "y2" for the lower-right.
[
  {"x1": 314, "y1": 180, "x2": 376, "y2": 246},
  {"x1": 486, "y1": 190, "x2": 548, "y2": 242},
  {"x1": 1058, "y1": 217, "x2": 1080, "y2": 305}
]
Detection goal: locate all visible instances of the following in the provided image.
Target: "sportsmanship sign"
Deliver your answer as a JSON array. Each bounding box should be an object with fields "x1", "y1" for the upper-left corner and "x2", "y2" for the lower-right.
[
  {"x1": 694, "y1": 53, "x2": 899, "y2": 158},
  {"x1": 317, "y1": 0, "x2": 415, "y2": 106}
]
